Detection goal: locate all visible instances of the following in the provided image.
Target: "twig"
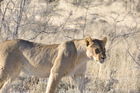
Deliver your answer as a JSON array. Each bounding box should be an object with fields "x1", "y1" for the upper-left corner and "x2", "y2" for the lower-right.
[
  {"x1": 14, "y1": 0, "x2": 26, "y2": 39},
  {"x1": 123, "y1": 37, "x2": 140, "y2": 67},
  {"x1": 82, "y1": 1, "x2": 90, "y2": 38},
  {"x1": 58, "y1": 11, "x2": 73, "y2": 32},
  {"x1": 128, "y1": 50, "x2": 140, "y2": 67}
]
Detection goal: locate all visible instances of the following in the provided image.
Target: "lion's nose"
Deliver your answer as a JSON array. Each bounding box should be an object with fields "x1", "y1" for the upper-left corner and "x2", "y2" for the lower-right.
[
  {"x1": 101, "y1": 55, "x2": 106, "y2": 60},
  {"x1": 101, "y1": 57, "x2": 105, "y2": 60}
]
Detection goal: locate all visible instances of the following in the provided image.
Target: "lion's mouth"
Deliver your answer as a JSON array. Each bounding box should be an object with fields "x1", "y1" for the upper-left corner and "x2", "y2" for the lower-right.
[
  {"x1": 90, "y1": 57, "x2": 105, "y2": 64},
  {"x1": 99, "y1": 58, "x2": 105, "y2": 64}
]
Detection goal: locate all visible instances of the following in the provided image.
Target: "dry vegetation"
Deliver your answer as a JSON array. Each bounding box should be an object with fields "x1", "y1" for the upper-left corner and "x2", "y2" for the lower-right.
[{"x1": 0, "y1": 0, "x2": 140, "y2": 93}]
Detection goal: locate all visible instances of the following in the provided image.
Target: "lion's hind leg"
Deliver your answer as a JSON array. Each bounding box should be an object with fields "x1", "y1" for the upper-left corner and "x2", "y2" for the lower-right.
[
  {"x1": 0, "y1": 67, "x2": 10, "y2": 93},
  {"x1": 0, "y1": 68, "x2": 7, "y2": 89},
  {"x1": 0, "y1": 64, "x2": 21, "y2": 93},
  {"x1": 0, "y1": 56, "x2": 22, "y2": 93}
]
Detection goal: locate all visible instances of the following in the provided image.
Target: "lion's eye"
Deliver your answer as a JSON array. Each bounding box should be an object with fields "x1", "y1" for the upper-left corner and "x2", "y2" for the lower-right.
[{"x1": 95, "y1": 48, "x2": 100, "y2": 54}]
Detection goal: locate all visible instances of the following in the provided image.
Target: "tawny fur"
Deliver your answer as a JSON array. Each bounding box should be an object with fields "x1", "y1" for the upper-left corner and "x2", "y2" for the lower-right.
[{"x1": 0, "y1": 37, "x2": 107, "y2": 93}]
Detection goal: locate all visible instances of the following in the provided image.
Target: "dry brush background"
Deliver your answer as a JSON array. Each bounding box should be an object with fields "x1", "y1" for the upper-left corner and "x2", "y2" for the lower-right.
[{"x1": 0, "y1": 0, "x2": 140, "y2": 93}]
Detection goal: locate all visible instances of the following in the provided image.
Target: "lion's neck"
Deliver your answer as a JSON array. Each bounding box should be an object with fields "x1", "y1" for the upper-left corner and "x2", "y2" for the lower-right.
[{"x1": 73, "y1": 39, "x2": 89, "y2": 63}]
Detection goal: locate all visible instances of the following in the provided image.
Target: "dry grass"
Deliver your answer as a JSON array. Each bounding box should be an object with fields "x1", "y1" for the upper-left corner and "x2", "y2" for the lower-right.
[{"x1": 0, "y1": 0, "x2": 140, "y2": 93}]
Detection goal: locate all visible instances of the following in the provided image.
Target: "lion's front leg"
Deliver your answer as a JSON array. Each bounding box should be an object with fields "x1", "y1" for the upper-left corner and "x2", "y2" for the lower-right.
[
  {"x1": 71, "y1": 62, "x2": 89, "y2": 93},
  {"x1": 46, "y1": 43, "x2": 77, "y2": 93},
  {"x1": 46, "y1": 72, "x2": 61, "y2": 93},
  {"x1": 45, "y1": 55, "x2": 66, "y2": 93}
]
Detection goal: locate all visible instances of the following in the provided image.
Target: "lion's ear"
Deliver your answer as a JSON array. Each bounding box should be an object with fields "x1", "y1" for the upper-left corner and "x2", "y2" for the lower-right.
[
  {"x1": 102, "y1": 37, "x2": 107, "y2": 45},
  {"x1": 85, "y1": 36, "x2": 93, "y2": 46}
]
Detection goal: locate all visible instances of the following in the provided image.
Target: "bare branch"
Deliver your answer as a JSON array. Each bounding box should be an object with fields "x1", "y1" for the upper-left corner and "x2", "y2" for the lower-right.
[{"x1": 14, "y1": 0, "x2": 26, "y2": 39}]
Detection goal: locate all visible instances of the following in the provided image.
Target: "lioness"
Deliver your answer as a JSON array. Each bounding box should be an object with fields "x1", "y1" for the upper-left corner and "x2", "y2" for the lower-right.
[{"x1": 0, "y1": 36, "x2": 107, "y2": 93}]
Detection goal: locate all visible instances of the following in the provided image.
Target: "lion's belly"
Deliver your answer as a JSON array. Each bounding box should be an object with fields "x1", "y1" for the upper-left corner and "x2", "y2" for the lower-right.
[
  {"x1": 22, "y1": 61, "x2": 53, "y2": 77},
  {"x1": 21, "y1": 49, "x2": 57, "y2": 77},
  {"x1": 21, "y1": 55, "x2": 54, "y2": 78}
]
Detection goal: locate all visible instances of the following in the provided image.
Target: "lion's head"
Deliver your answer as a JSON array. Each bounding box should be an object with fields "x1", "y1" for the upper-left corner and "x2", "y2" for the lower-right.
[{"x1": 85, "y1": 36, "x2": 107, "y2": 64}]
